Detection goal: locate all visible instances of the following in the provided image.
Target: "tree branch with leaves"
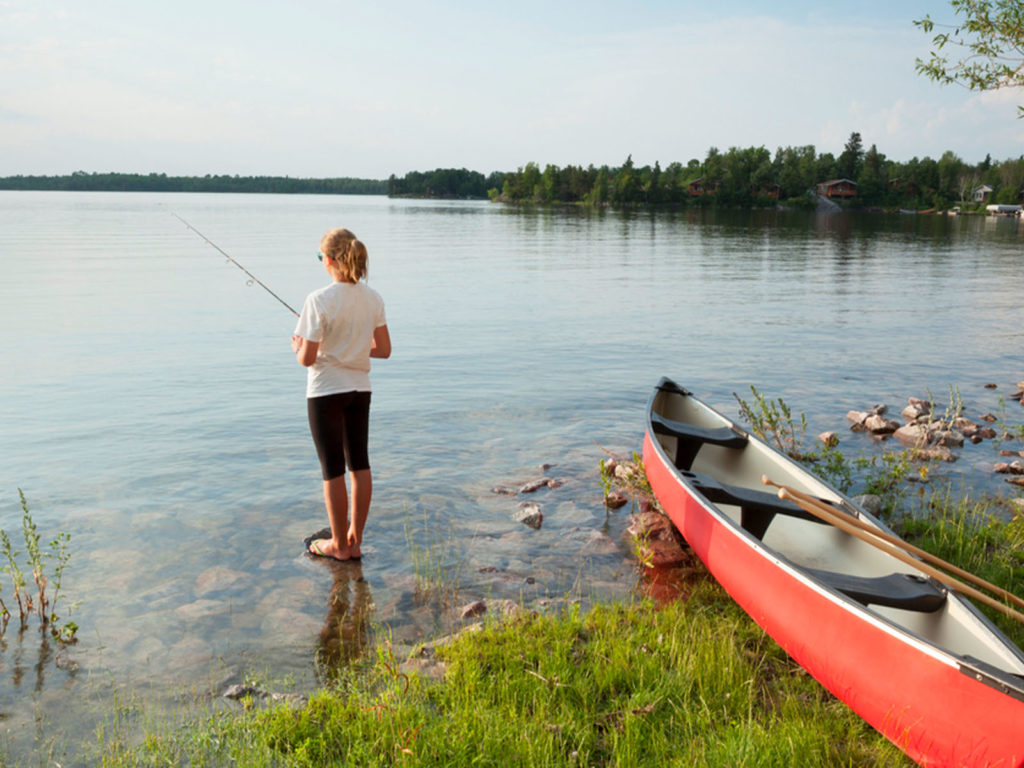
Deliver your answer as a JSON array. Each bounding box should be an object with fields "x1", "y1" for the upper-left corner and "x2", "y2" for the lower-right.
[{"x1": 914, "y1": 1, "x2": 1024, "y2": 117}]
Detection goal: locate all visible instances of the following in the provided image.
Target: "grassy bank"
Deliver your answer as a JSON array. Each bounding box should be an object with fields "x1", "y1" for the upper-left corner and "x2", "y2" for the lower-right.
[
  {"x1": 93, "y1": 584, "x2": 911, "y2": 767},
  {"x1": 83, "y1": 485, "x2": 1024, "y2": 768}
]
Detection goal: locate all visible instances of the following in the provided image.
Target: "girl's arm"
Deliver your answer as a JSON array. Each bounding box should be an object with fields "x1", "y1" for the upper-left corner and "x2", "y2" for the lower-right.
[
  {"x1": 291, "y1": 335, "x2": 320, "y2": 367},
  {"x1": 370, "y1": 324, "x2": 391, "y2": 359}
]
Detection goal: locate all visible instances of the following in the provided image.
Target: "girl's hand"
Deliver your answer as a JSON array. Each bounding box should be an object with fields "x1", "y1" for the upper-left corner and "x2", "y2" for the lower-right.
[{"x1": 291, "y1": 335, "x2": 302, "y2": 353}]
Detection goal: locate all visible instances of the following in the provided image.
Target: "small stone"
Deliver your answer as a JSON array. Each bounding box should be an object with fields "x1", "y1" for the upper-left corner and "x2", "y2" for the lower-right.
[
  {"x1": 460, "y1": 600, "x2": 487, "y2": 619},
  {"x1": 870, "y1": 403, "x2": 888, "y2": 416},
  {"x1": 846, "y1": 411, "x2": 869, "y2": 426},
  {"x1": 954, "y1": 418, "x2": 979, "y2": 437},
  {"x1": 894, "y1": 424, "x2": 929, "y2": 447},
  {"x1": 519, "y1": 479, "x2": 550, "y2": 494},
  {"x1": 491, "y1": 486, "x2": 519, "y2": 496},
  {"x1": 224, "y1": 684, "x2": 266, "y2": 700},
  {"x1": 605, "y1": 490, "x2": 629, "y2": 509},
  {"x1": 614, "y1": 463, "x2": 637, "y2": 481},
  {"x1": 985, "y1": 383, "x2": 998, "y2": 389},
  {"x1": 546, "y1": 478, "x2": 564, "y2": 490},
  {"x1": 932, "y1": 429, "x2": 964, "y2": 448},
  {"x1": 1007, "y1": 477, "x2": 1024, "y2": 488},
  {"x1": 977, "y1": 428, "x2": 998, "y2": 439},
  {"x1": 981, "y1": 413, "x2": 998, "y2": 423},
  {"x1": 915, "y1": 448, "x2": 957, "y2": 462},
  {"x1": 994, "y1": 463, "x2": 1011, "y2": 474},
  {"x1": 852, "y1": 494, "x2": 883, "y2": 515},
  {"x1": 865, "y1": 415, "x2": 900, "y2": 435},
  {"x1": 818, "y1": 431, "x2": 839, "y2": 447},
  {"x1": 515, "y1": 502, "x2": 543, "y2": 529},
  {"x1": 601, "y1": 458, "x2": 618, "y2": 475}
]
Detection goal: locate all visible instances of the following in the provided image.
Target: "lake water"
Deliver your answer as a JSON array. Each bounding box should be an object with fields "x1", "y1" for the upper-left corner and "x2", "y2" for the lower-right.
[{"x1": 1, "y1": 192, "x2": 1023, "y2": 761}]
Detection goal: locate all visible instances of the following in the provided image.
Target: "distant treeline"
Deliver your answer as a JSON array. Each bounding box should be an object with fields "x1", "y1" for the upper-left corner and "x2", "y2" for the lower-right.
[
  {"x1": 0, "y1": 172, "x2": 388, "y2": 195},
  {"x1": 390, "y1": 135, "x2": 1024, "y2": 210},
  {"x1": 387, "y1": 168, "x2": 504, "y2": 199}
]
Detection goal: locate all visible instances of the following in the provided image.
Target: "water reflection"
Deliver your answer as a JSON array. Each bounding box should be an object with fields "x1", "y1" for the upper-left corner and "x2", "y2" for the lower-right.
[{"x1": 315, "y1": 561, "x2": 373, "y2": 680}]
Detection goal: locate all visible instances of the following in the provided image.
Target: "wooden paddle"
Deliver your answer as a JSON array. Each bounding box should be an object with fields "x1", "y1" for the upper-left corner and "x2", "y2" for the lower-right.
[
  {"x1": 762, "y1": 475, "x2": 1024, "y2": 614},
  {"x1": 770, "y1": 483, "x2": 1024, "y2": 625}
]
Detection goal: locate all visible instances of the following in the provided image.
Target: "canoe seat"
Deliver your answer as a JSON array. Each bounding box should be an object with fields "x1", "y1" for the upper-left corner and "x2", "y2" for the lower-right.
[
  {"x1": 651, "y1": 412, "x2": 749, "y2": 470},
  {"x1": 682, "y1": 471, "x2": 832, "y2": 540},
  {"x1": 804, "y1": 567, "x2": 947, "y2": 613}
]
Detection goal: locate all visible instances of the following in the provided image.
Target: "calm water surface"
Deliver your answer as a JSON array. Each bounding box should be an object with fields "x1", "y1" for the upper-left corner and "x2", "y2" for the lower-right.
[{"x1": 1, "y1": 192, "x2": 1022, "y2": 760}]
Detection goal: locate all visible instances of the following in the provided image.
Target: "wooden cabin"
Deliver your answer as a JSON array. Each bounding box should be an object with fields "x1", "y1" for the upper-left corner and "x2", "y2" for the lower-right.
[
  {"x1": 687, "y1": 178, "x2": 719, "y2": 197},
  {"x1": 816, "y1": 179, "x2": 858, "y2": 199}
]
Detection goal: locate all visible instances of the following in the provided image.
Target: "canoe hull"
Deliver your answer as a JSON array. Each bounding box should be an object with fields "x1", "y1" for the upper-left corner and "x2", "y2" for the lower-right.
[{"x1": 643, "y1": 385, "x2": 1024, "y2": 768}]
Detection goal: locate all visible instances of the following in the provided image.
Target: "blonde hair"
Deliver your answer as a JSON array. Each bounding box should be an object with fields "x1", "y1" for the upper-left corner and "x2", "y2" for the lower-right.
[{"x1": 320, "y1": 228, "x2": 368, "y2": 283}]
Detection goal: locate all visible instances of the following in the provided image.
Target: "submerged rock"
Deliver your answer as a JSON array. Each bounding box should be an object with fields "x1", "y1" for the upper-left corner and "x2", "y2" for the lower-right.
[
  {"x1": 514, "y1": 502, "x2": 543, "y2": 529},
  {"x1": 604, "y1": 490, "x2": 629, "y2": 509}
]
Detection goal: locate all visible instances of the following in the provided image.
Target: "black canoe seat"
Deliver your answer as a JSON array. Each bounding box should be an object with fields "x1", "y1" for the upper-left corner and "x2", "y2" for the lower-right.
[
  {"x1": 803, "y1": 567, "x2": 947, "y2": 613},
  {"x1": 681, "y1": 471, "x2": 832, "y2": 540},
  {"x1": 650, "y1": 412, "x2": 749, "y2": 471}
]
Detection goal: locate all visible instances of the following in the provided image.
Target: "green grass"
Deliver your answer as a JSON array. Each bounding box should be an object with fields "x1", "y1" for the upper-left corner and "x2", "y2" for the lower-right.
[
  {"x1": 896, "y1": 488, "x2": 1024, "y2": 647},
  {"x1": 91, "y1": 583, "x2": 910, "y2": 767}
]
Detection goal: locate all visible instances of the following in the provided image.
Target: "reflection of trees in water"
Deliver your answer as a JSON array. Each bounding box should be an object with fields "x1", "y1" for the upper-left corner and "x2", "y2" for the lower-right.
[{"x1": 315, "y1": 562, "x2": 373, "y2": 680}]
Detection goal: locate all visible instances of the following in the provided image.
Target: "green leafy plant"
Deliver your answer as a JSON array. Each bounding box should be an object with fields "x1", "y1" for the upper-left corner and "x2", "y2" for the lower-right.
[
  {"x1": 734, "y1": 385, "x2": 809, "y2": 459},
  {"x1": 0, "y1": 490, "x2": 76, "y2": 641}
]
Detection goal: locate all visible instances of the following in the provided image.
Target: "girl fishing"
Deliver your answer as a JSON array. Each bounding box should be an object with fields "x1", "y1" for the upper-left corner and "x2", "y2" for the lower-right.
[{"x1": 291, "y1": 228, "x2": 391, "y2": 561}]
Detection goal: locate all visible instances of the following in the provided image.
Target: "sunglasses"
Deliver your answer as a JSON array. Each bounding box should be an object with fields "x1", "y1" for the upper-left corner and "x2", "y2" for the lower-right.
[{"x1": 317, "y1": 251, "x2": 329, "y2": 262}]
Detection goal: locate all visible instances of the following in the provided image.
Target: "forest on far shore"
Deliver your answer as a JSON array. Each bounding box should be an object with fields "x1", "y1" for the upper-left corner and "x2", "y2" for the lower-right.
[
  {"x1": 5, "y1": 132, "x2": 1023, "y2": 211},
  {"x1": 0, "y1": 172, "x2": 387, "y2": 195},
  {"x1": 389, "y1": 133, "x2": 1024, "y2": 210}
]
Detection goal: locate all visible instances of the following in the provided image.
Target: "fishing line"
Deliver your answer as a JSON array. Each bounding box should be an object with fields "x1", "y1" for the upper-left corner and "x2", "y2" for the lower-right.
[{"x1": 172, "y1": 212, "x2": 299, "y2": 317}]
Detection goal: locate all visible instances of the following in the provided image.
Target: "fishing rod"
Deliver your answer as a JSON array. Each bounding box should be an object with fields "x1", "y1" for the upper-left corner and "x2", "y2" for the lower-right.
[{"x1": 172, "y1": 212, "x2": 299, "y2": 317}]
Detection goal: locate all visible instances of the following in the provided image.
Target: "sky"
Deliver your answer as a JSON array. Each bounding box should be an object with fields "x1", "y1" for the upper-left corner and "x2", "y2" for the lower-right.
[{"x1": 2, "y1": 0, "x2": 1022, "y2": 179}]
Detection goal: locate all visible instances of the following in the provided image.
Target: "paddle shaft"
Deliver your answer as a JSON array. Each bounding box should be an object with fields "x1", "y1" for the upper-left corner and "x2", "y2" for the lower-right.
[
  {"x1": 776, "y1": 487, "x2": 1024, "y2": 625},
  {"x1": 762, "y1": 476, "x2": 1024, "y2": 614}
]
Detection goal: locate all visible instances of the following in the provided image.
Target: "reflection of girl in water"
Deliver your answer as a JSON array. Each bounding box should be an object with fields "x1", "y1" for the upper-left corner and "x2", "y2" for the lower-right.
[{"x1": 316, "y1": 562, "x2": 373, "y2": 677}]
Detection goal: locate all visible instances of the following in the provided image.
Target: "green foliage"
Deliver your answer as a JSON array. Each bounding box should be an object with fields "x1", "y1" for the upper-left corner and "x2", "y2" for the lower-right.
[
  {"x1": 0, "y1": 490, "x2": 76, "y2": 640},
  {"x1": 388, "y1": 168, "x2": 501, "y2": 199},
  {"x1": 897, "y1": 490, "x2": 1024, "y2": 647},
  {"x1": 734, "y1": 385, "x2": 809, "y2": 459},
  {"x1": 915, "y1": 0, "x2": 1024, "y2": 118},
  {"x1": 403, "y1": 509, "x2": 463, "y2": 607},
  {"x1": 0, "y1": 172, "x2": 387, "y2": 195},
  {"x1": 91, "y1": 595, "x2": 910, "y2": 767}
]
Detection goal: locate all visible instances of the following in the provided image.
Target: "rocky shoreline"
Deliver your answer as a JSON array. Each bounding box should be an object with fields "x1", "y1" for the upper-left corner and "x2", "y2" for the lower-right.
[{"x1": 843, "y1": 380, "x2": 1024, "y2": 488}]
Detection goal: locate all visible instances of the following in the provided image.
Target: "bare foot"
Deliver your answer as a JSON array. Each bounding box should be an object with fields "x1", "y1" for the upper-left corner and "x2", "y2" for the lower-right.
[
  {"x1": 308, "y1": 538, "x2": 351, "y2": 561},
  {"x1": 347, "y1": 530, "x2": 362, "y2": 559}
]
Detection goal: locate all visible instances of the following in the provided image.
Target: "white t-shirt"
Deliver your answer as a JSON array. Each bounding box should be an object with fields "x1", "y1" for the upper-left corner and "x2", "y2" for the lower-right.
[{"x1": 294, "y1": 281, "x2": 387, "y2": 398}]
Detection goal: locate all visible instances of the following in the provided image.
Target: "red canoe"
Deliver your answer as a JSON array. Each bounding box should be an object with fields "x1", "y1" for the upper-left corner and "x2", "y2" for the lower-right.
[{"x1": 643, "y1": 378, "x2": 1024, "y2": 767}]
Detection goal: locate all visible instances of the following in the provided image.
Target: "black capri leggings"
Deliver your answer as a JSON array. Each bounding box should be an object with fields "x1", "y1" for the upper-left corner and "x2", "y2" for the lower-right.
[{"x1": 307, "y1": 391, "x2": 372, "y2": 480}]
